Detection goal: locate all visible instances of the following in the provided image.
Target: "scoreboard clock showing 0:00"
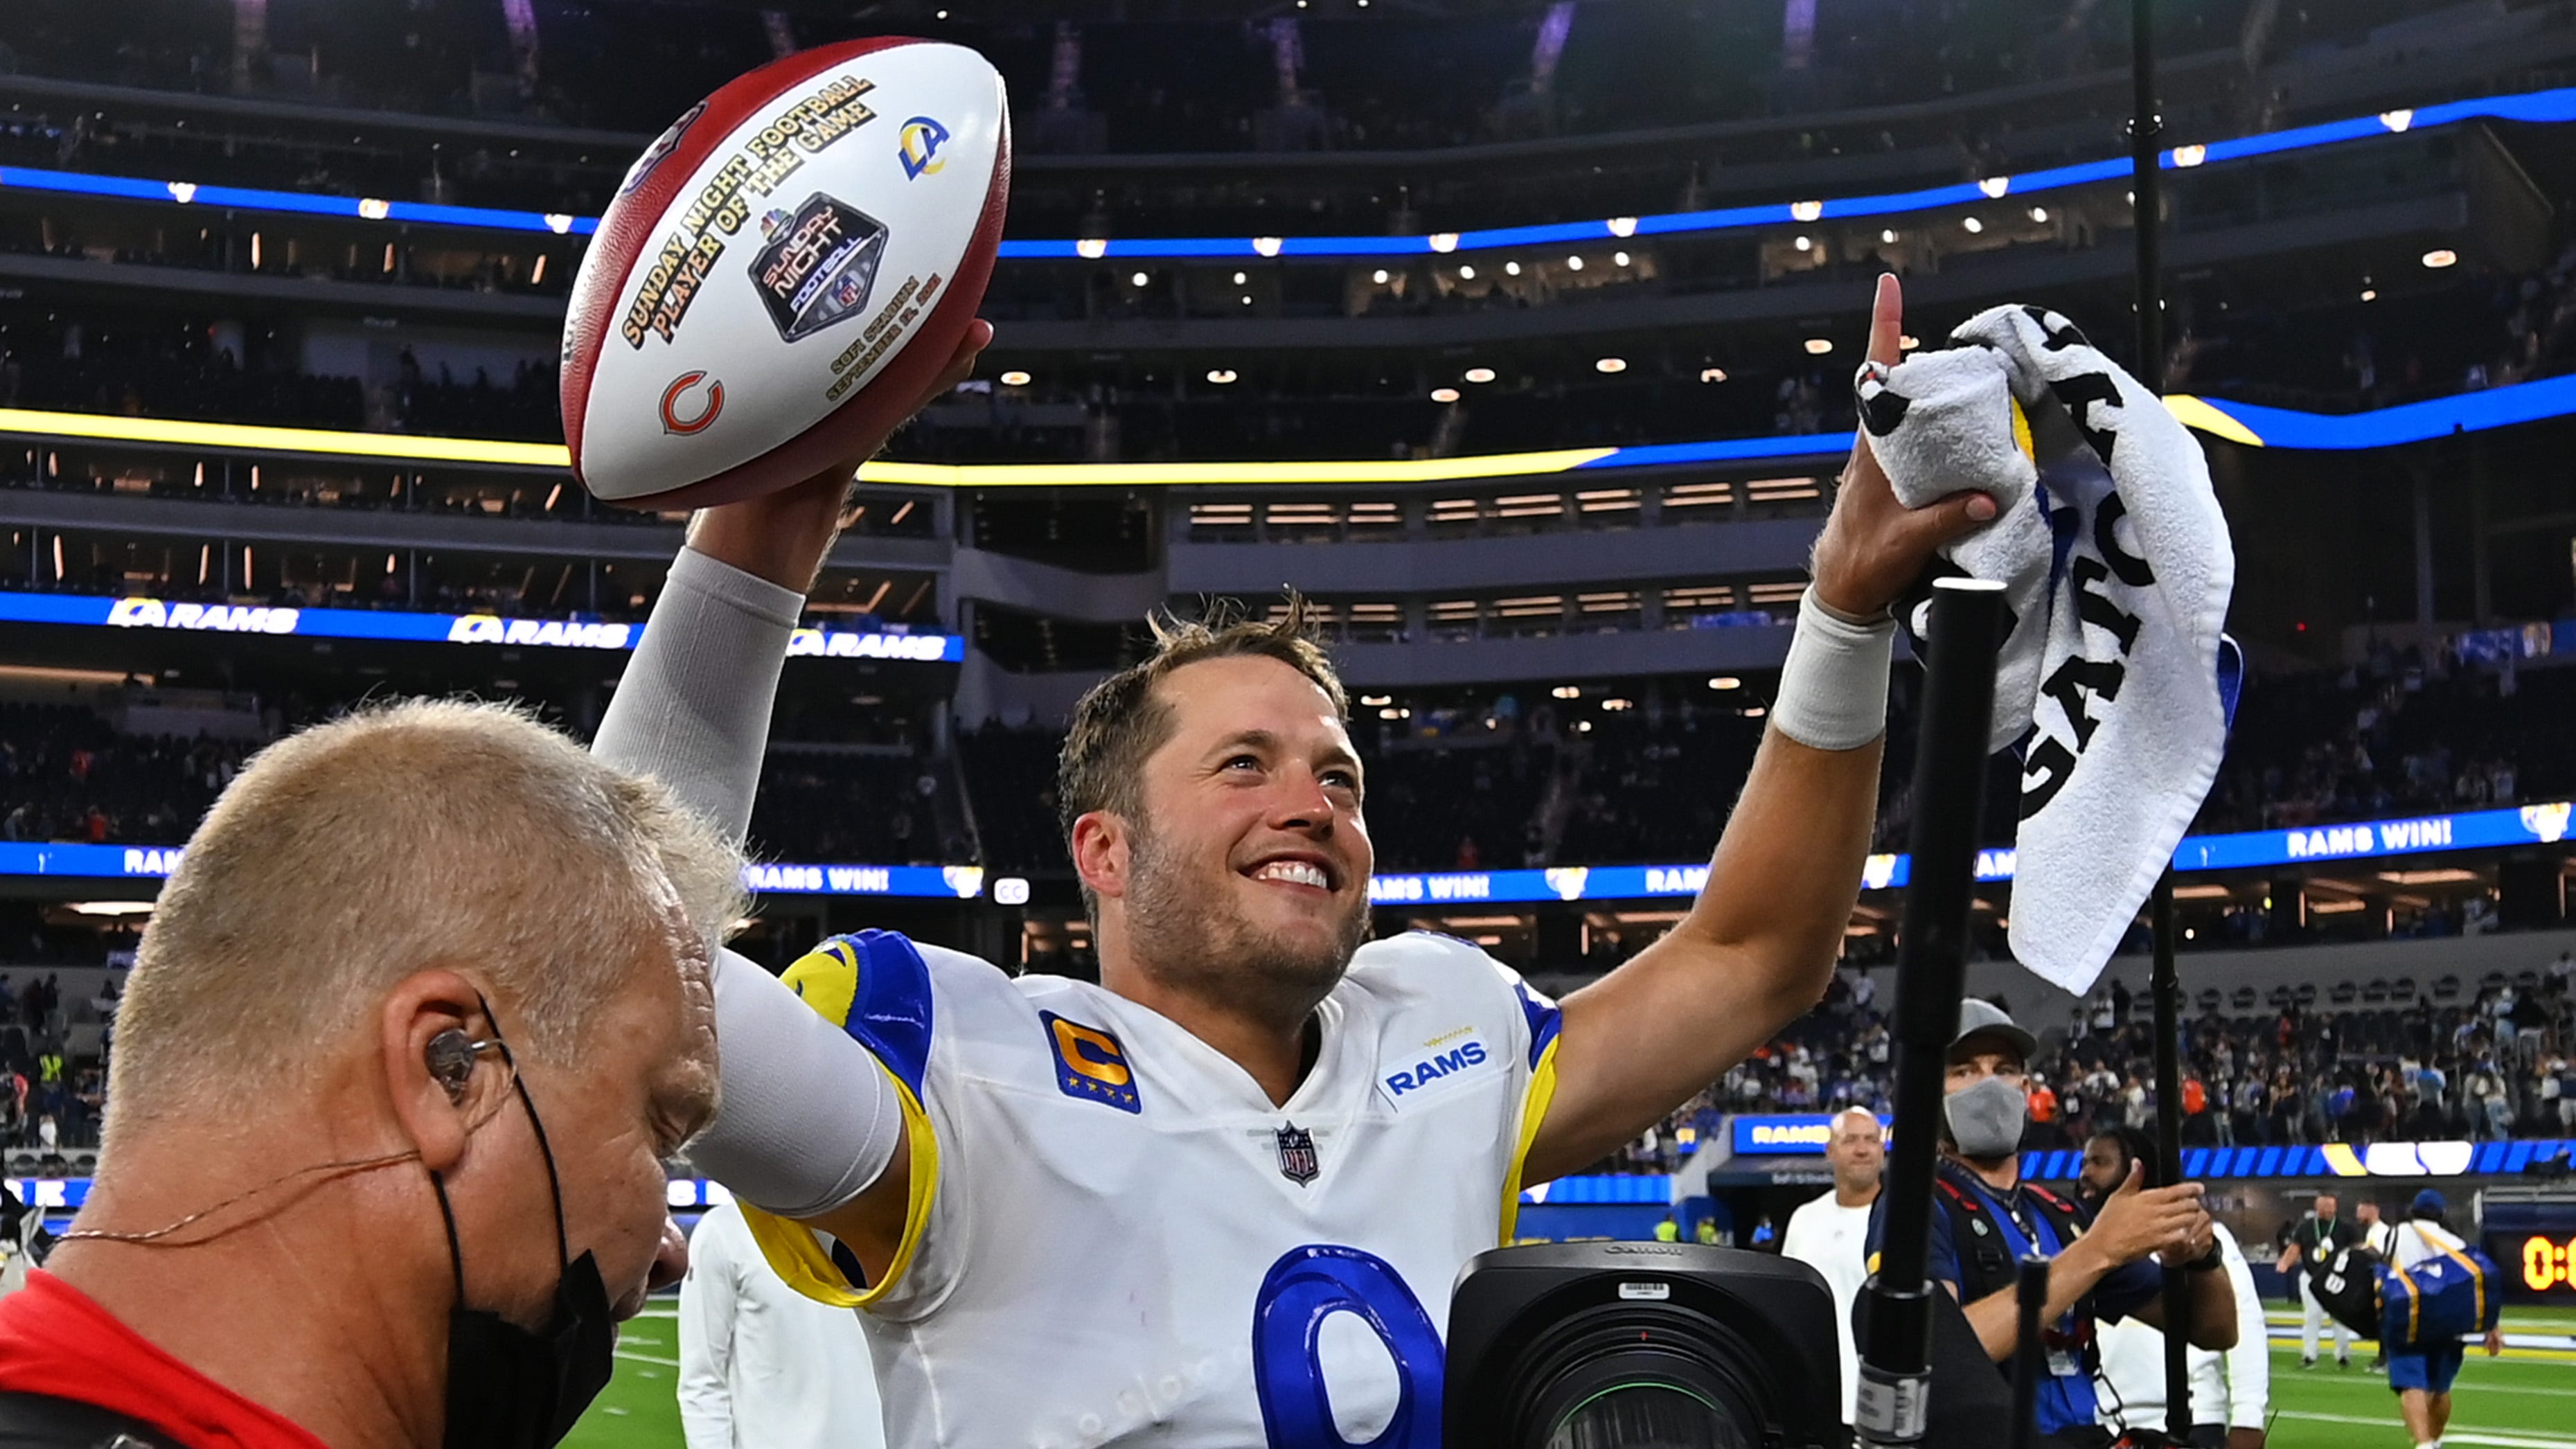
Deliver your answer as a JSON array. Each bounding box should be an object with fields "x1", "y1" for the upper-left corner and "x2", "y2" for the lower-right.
[{"x1": 2522, "y1": 1234, "x2": 2576, "y2": 1292}]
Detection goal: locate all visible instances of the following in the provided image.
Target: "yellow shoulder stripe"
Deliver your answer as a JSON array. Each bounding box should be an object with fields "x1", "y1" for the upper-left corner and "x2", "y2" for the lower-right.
[
  {"x1": 1498, "y1": 1036, "x2": 1563, "y2": 1246},
  {"x1": 739, "y1": 936, "x2": 942, "y2": 1311},
  {"x1": 740, "y1": 1056, "x2": 941, "y2": 1311}
]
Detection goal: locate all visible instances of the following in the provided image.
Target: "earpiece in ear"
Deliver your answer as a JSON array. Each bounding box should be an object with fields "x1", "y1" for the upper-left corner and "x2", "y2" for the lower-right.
[{"x1": 425, "y1": 1029, "x2": 479, "y2": 1103}]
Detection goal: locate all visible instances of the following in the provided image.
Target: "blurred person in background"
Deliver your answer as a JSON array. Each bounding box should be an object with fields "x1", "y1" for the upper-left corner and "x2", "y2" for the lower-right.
[
  {"x1": 2279, "y1": 1191, "x2": 2358, "y2": 1369},
  {"x1": 0, "y1": 700, "x2": 740, "y2": 1448},
  {"x1": 679, "y1": 1199, "x2": 882, "y2": 1449},
  {"x1": 2385, "y1": 1189, "x2": 2505, "y2": 1449},
  {"x1": 1782, "y1": 1104, "x2": 1884, "y2": 1425},
  {"x1": 2083, "y1": 1128, "x2": 2268, "y2": 1449}
]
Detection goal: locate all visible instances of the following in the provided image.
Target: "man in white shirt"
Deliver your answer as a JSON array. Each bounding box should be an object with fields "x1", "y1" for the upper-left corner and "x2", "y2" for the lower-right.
[
  {"x1": 678, "y1": 1200, "x2": 883, "y2": 1449},
  {"x1": 2356, "y1": 1200, "x2": 2397, "y2": 1258},
  {"x1": 2083, "y1": 1128, "x2": 2268, "y2": 1449},
  {"x1": 2386, "y1": 1191, "x2": 2505, "y2": 1449},
  {"x1": 1779, "y1": 1105, "x2": 1883, "y2": 1423}
]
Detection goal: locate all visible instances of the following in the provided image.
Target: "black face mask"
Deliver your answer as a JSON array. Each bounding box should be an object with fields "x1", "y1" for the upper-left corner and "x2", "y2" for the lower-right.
[{"x1": 429, "y1": 1036, "x2": 616, "y2": 1449}]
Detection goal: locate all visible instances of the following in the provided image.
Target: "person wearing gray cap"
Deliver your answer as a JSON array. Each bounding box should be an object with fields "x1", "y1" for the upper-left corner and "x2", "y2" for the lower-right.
[{"x1": 1866, "y1": 999, "x2": 2239, "y2": 1448}]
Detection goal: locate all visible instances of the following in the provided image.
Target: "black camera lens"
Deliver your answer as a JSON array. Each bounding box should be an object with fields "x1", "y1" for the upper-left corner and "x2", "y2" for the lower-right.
[
  {"x1": 1447, "y1": 1245, "x2": 1843, "y2": 1449},
  {"x1": 1539, "y1": 1378, "x2": 1754, "y2": 1449},
  {"x1": 1507, "y1": 1308, "x2": 1768, "y2": 1449}
]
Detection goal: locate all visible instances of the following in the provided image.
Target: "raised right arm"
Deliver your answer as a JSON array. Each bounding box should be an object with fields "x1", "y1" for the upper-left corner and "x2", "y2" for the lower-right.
[{"x1": 594, "y1": 323, "x2": 991, "y2": 1281}]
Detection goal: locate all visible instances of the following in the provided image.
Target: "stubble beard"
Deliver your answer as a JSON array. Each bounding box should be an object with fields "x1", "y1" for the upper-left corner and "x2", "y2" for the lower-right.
[{"x1": 1121, "y1": 816, "x2": 1371, "y2": 1030}]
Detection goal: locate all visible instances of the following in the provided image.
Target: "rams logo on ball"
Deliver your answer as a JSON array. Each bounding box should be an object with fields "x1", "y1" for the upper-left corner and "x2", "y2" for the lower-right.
[
  {"x1": 1043, "y1": 1011, "x2": 1141, "y2": 1113},
  {"x1": 897, "y1": 116, "x2": 951, "y2": 179}
]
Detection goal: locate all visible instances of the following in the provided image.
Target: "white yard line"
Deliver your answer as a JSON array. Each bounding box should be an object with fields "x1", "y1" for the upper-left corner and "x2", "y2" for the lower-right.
[
  {"x1": 614, "y1": 1349, "x2": 680, "y2": 1368},
  {"x1": 2273, "y1": 1412, "x2": 2576, "y2": 1449}
]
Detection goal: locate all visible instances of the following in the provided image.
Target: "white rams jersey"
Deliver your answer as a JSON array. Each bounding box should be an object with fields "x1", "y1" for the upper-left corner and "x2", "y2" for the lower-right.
[{"x1": 740, "y1": 927, "x2": 1561, "y2": 1449}]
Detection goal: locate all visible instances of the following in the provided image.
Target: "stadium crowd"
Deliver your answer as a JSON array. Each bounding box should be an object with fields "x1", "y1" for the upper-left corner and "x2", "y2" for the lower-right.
[
  {"x1": 1643, "y1": 945, "x2": 2576, "y2": 1177},
  {"x1": 10, "y1": 642, "x2": 2576, "y2": 868}
]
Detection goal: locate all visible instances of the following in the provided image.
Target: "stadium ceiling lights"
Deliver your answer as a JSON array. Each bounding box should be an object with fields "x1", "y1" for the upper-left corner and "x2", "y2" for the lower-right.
[
  {"x1": 998, "y1": 370, "x2": 1033, "y2": 386},
  {"x1": 1708, "y1": 677, "x2": 1742, "y2": 690},
  {"x1": 1431, "y1": 386, "x2": 1462, "y2": 402},
  {"x1": 1463, "y1": 366, "x2": 1498, "y2": 384},
  {"x1": 13, "y1": 88, "x2": 2573, "y2": 258},
  {"x1": 1594, "y1": 357, "x2": 1627, "y2": 373},
  {"x1": 2423, "y1": 248, "x2": 2460, "y2": 268},
  {"x1": 1205, "y1": 368, "x2": 1239, "y2": 384},
  {"x1": 1804, "y1": 339, "x2": 1834, "y2": 355},
  {"x1": 1699, "y1": 367, "x2": 1728, "y2": 383}
]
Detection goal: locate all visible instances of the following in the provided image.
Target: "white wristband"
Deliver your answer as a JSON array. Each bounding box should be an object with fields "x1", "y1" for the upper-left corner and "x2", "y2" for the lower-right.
[{"x1": 1771, "y1": 589, "x2": 1896, "y2": 751}]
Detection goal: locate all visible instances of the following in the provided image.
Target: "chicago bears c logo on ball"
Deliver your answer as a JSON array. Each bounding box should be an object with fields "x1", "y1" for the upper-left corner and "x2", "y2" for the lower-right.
[{"x1": 659, "y1": 371, "x2": 725, "y2": 434}]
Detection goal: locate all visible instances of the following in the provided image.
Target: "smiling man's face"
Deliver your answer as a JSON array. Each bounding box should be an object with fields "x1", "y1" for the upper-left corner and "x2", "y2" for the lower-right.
[{"x1": 1109, "y1": 653, "x2": 1375, "y2": 1023}]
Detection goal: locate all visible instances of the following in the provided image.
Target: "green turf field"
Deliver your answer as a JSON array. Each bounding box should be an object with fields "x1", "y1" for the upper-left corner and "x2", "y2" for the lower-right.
[{"x1": 562, "y1": 1304, "x2": 2576, "y2": 1448}]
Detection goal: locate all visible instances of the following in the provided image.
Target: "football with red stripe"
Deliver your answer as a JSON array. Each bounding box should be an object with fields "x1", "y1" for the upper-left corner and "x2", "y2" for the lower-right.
[{"x1": 560, "y1": 38, "x2": 1009, "y2": 507}]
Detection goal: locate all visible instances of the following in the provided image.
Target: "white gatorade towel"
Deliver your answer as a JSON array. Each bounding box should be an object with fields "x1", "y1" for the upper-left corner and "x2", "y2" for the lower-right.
[{"x1": 1855, "y1": 304, "x2": 2239, "y2": 993}]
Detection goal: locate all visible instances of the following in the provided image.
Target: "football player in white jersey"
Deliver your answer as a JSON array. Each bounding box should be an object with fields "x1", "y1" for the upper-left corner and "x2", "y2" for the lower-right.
[{"x1": 596, "y1": 281, "x2": 2000, "y2": 1447}]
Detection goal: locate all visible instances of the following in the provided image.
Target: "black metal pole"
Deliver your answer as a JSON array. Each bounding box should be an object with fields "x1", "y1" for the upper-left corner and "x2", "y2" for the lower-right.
[
  {"x1": 2131, "y1": 0, "x2": 2165, "y2": 393},
  {"x1": 1856, "y1": 578, "x2": 2007, "y2": 1449},
  {"x1": 2131, "y1": 0, "x2": 2194, "y2": 1436},
  {"x1": 2009, "y1": 1257, "x2": 2050, "y2": 1449}
]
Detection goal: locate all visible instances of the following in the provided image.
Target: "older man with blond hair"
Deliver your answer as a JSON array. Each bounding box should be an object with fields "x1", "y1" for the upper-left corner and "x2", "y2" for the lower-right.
[
  {"x1": 0, "y1": 700, "x2": 742, "y2": 1449},
  {"x1": 1781, "y1": 1105, "x2": 1885, "y2": 1423}
]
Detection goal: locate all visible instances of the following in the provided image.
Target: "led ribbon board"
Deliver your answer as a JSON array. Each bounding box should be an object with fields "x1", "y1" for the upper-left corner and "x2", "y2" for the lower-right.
[
  {"x1": 0, "y1": 587, "x2": 963, "y2": 660},
  {"x1": 10, "y1": 794, "x2": 2568, "y2": 890},
  {"x1": 2018, "y1": 1138, "x2": 2573, "y2": 1182},
  {"x1": 4, "y1": 843, "x2": 990, "y2": 899},
  {"x1": 7, "y1": 375, "x2": 2576, "y2": 486},
  {"x1": 4, "y1": 89, "x2": 2571, "y2": 254}
]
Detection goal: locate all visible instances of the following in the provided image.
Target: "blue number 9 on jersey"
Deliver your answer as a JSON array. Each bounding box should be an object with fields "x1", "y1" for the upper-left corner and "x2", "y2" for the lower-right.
[{"x1": 1251, "y1": 1245, "x2": 1444, "y2": 1448}]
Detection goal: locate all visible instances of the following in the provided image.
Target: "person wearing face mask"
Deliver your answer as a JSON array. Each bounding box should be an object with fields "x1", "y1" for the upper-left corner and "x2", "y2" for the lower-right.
[
  {"x1": 1867, "y1": 1001, "x2": 2238, "y2": 1449},
  {"x1": 0, "y1": 700, "x2": 741, "y2": 1449}
]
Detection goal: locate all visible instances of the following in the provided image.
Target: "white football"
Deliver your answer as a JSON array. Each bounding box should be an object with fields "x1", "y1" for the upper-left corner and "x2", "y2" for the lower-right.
[{"x1": 562, "y1": 38, "x2": 1010, "y2": 508}]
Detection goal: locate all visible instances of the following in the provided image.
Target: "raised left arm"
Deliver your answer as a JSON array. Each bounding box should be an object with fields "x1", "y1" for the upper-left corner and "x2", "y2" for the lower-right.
[
  {"x1": 1526, "y1": 274, "x2": 1996, "y2": 1184},
  {"x1": 1528, "y1": 727, "x2": 1881, "y2": 1182}
]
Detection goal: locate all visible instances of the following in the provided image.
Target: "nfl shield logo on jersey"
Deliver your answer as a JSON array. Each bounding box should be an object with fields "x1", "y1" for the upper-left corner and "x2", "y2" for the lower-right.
[{"x1": 1275, "y1": 1123, "x2": 1320, "y2": 1185}]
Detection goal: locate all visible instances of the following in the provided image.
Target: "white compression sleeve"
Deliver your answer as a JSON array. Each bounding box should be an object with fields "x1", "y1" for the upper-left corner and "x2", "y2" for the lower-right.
[
  {"x1": 687, "y1": 947, "x2": 901, "y2": 1219},
  {"x1": 592, "y1": 545, "x2": 801, "y2": 841},
  {"x1": 1769, "y1": 589, "x2": 1897, "y2": 752},
  {"x1": 591, "y1": 546, "x2": 903, "y2": 1218}
]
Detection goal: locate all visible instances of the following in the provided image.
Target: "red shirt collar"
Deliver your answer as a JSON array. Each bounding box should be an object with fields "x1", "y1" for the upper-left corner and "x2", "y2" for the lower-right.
[{"x1": 0, "y1": 1270, "x2": 332, "y2": 1449}]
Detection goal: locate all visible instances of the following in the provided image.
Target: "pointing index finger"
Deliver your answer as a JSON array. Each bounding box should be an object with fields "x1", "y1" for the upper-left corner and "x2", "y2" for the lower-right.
[{"x1": 1867, "y1": 273, "x2": 1903, "y2": 368}]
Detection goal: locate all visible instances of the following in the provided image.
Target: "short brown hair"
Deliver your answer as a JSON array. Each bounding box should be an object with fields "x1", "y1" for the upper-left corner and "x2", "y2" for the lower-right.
[
  {"x1": 109, "y1": 699, "x2": 743, "y2": 1135},
  {"x1": 1056, "y1": 593, "x2": 1349, "y2": 854}
]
